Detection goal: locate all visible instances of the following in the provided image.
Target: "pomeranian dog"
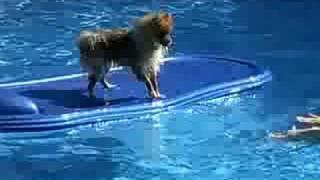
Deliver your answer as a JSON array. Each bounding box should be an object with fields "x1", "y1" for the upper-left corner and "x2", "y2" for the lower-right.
[{"x1": 77, "y1": 11, "x2": 173, "y2": 99}]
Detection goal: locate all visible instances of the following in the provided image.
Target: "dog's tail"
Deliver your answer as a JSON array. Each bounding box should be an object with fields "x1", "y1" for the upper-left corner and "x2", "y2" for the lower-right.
[{"x1": 76, "y1": 31, "x2": 99, "y2": 53}]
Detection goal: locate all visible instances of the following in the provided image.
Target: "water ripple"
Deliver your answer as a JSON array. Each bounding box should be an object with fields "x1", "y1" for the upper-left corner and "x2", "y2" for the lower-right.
[{"x1": 0, "y1": 0, "x2": 241, "y2": 82}]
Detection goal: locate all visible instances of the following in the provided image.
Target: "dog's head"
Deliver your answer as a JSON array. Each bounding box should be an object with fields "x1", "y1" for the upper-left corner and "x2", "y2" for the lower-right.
[{"x1": 134, "y1": 11, "x2": 174, "y2": 47}]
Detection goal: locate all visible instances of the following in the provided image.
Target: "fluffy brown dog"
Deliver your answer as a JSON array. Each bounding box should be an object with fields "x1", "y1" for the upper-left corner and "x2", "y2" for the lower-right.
[{"x1": 77, "y1": 11, "x2": 173, "y2": 99}]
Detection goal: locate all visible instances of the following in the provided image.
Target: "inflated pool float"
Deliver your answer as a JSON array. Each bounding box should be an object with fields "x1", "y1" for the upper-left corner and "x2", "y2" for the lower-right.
[{"x1": 0, "y1": 54, "x2": 272, "y2": 133}]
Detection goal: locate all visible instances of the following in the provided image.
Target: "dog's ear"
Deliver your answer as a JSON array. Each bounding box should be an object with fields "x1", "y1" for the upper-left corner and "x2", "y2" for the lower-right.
[
  {"x1": 162, "y1": 12, "x2": 172, "y2": 21},
  {"x1": 158, "y1": 12, "x2": 173, "y2": 32},
  {"x1": 160, "y1": 12, "x2": 173, "y2": 27},
  {"x1": 157, "y1": 12, "x2": 171, "y2": 21}
]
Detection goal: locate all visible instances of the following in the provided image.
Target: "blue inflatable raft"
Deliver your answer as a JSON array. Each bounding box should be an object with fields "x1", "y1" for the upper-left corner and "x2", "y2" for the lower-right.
[{"x1": 0, "y1": 55, "x2": 272, "y2": 133}]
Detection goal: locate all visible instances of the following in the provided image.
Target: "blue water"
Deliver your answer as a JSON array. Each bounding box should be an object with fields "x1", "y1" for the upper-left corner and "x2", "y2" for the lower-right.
[{"x1": 0, "y1": 0, "x2": 320, "y2": 179}]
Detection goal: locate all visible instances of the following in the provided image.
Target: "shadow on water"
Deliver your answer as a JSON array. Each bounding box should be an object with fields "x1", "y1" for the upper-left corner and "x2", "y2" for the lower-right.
[{"x1": 20, "y1": 89, "x2": 151, "y2": 109}]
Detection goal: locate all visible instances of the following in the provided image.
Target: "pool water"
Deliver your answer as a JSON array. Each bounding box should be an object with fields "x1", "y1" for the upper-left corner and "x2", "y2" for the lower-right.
[{"x1": 0, "y1": 0, "x2": 320, "y2": 179}]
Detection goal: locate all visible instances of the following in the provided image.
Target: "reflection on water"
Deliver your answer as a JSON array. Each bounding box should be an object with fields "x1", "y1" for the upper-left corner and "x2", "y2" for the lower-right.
[{"x1": 0, "y1": 92, "x2": 283, "y2": 179}]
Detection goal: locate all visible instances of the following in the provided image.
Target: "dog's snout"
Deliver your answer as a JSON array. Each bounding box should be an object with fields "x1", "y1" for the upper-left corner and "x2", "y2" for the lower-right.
[{"x1": 161, "y1": 35, "x2": 172, "y2": 46}]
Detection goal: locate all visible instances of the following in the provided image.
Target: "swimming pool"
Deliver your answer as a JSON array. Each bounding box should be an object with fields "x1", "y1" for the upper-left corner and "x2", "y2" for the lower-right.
[{"x1": 0, "y1": 0, "x2": 319, "y2": 179}]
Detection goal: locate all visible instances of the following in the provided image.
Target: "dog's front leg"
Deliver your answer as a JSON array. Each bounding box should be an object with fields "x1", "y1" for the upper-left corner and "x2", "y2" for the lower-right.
[
  {"x1": 132, "y1": 66, "x2": 158, "y2": 99},
  {"x1": 143, "y1": 74, "x2": 158, "y2": 99},
  {"x1": 150, "y1": 71, "x2": 161, "y2": 98},
  {"x1": 150, "y1": 70, "x2": 165, "y2": 99}
]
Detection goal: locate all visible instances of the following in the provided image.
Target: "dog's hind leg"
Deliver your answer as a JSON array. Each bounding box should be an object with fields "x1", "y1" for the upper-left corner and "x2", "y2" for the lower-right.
[
  {"x1": 88, "y1": 74, "x2": 98, "y2": 98},
  {"x1": 87, "y1": 65, "x2": 107, "y2": 98},
  {"x1": 99, "y1": 65, "x2": 118, "y2": 89}
]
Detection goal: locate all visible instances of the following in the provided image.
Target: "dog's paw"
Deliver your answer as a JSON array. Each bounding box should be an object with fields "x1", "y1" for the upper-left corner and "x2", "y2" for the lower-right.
[
  {"x1": 148, "y1": 91, "x2": 158, "y2": 99},
  {"x1": 101, "y1": 80, "x2": 119, "y2": 90},
  {"x1": 104, "y1": 101, "x2": 111, "y2": 106},
  {"x1": 105, "y1": 83, "x2": 119, "y2": 90},
  {"x1": 154, "y1": 91, "x2": 166, "y2": 99},
  {"x1": 106, "y1": 83, "x2": 118, "y2": 89},
  {"x1": 150, "y1": 93, "x2": 166, "y2": 100},
  {"x1": 157, "y1": 93, "x2": 166, "y2": 99}
]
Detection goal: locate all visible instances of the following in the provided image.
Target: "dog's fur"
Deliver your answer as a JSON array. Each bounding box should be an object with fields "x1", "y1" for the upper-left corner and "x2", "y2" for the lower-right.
[{"x1": 77, "y1": 11, "x2": 173, "y2": 99}]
